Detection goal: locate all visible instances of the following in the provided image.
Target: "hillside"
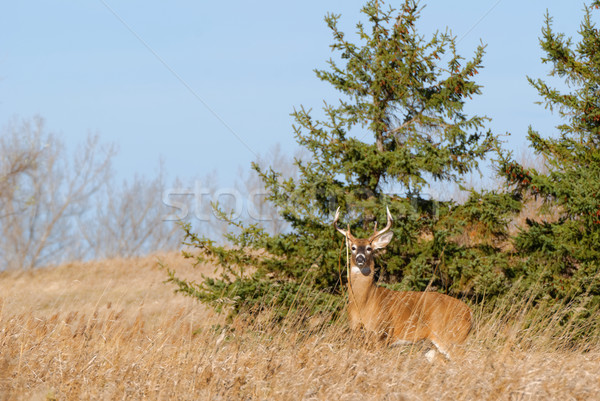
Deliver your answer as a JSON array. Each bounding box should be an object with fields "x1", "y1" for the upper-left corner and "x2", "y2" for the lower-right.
[{"x1": 1, "y1": 253, "x2": 600, "y2": 400}]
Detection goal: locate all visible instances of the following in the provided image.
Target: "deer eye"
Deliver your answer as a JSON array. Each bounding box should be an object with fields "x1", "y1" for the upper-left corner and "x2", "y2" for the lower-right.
[
  {"x1": 366, "y1": 246, "x2": 372, "y2": 253},
  {"x1": 351, "y1": 246, "x2": 357, "y2": 252}
]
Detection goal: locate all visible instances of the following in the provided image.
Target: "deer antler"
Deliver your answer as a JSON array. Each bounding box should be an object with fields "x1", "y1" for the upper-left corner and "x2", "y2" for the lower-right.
[
  {"x1": 333, "y1": 207, "x2": 346, "y2": 235},
  {"x1": 333, "y1": 207, "x2": 355, "y2": 240},
  {"x1": 369, "y1": 206, "x2": 393, "y2": 241}
]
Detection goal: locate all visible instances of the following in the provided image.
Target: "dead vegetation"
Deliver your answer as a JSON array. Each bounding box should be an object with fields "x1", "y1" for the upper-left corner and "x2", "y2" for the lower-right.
[{"x1": 1, "y1": 253, "x2": 599, "y2": 400}]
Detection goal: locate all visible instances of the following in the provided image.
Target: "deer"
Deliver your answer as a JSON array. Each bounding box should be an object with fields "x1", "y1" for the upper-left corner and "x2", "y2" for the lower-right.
[{"x1": 333, "y1": 207, "x2": 472, "y2": 361}]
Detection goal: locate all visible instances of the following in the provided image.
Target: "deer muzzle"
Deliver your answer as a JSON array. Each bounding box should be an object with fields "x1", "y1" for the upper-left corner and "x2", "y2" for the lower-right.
[{"x1": 356, "y1": 253, "x2": 366, "y2": 267}]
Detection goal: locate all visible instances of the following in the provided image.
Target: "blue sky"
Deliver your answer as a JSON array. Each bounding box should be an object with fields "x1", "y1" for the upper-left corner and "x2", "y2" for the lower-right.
[{"x1": 0, "y1": 1, "x2": 590, "y2": 187}]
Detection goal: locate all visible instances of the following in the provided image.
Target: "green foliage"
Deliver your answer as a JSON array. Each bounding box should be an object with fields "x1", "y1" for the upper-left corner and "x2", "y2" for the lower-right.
[
  {"x1": 168, "y1": 1, "x2": 600, "y2": 337},
  {"x1": 167, "y1": 0, "x2": 503, "y2": 323},
  {"x1": 496, "y1": 4, "x2": 600, "y2": 310}
]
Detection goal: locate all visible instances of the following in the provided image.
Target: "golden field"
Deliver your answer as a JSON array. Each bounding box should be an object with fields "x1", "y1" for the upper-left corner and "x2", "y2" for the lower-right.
[{"x1": 1, "y1": 252, "x2": 600, "y2": 400}]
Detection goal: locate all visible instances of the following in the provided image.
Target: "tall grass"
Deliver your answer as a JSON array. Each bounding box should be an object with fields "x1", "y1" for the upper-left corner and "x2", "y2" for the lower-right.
[{"x1": 1, "y1": 253, "x2": 599, "y2": 400}]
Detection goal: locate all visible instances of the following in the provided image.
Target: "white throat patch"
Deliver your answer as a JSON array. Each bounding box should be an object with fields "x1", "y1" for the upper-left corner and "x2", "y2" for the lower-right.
[{"x1": 351, "y1": 265, "x2": 371, "y2": 275}]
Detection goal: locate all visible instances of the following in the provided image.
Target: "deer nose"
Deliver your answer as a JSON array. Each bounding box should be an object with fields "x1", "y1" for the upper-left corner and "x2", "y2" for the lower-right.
[{"x1": 356, "y1": 254, "x2": 366, "y2": 266}]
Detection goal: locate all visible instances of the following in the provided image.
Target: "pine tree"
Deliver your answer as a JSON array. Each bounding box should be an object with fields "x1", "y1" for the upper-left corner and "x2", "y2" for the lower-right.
[
  {"x1": 167, "y1": 0, "x2": 500, "y2": 321},
  {"x1": 498, "y1": 3, "x2": 600, "y2": 303}
]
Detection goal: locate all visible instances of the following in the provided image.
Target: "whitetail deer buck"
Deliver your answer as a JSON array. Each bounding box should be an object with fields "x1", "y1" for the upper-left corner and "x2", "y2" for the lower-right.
[{"x1": 334, "y1": 207, "x2": 472, "y2": 361}]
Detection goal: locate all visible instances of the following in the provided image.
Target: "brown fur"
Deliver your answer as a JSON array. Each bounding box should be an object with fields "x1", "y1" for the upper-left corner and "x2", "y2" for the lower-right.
[{"x1": 335, "y1": 208, "x2": 472, "y2": 360}]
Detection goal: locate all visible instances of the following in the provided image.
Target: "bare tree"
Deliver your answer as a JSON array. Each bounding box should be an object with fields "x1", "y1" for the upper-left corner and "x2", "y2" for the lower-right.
[
  {"x1": 79, "y1": 162, "x2": 182, "y2": 259},
  {"x1": 161, "y1": 146, "x2": 300, "y2": 245},
  {"x1": 238, "y1": 144, "x2": 305, "y2": 236},
  {"x1": 0, "y1": 116, "x2": 115, "y2": 269},
  {"x1": 0, "y1": 117, "x2": 308, "y2": 268},
  {"x1": 0, "y1": 117, "x2": 45, "y2": 219},
  {"x1": 162, "y1": 170, "x2": 231, "y2": 240}
]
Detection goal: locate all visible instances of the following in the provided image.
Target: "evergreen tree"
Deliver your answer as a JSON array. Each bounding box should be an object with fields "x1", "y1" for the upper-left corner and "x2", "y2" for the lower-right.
[
  {"x1": 167, "y1": 0, "x2": 500, "y2": 321},
  {"x1": 498, "y1": 3, "x2": 600, "y2": 303}
]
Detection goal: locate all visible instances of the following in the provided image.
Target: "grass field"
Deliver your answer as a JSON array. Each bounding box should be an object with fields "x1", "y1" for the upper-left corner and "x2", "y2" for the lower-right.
[{"x1": 1, "y1": 252, "x2": 599, "y2": 400}]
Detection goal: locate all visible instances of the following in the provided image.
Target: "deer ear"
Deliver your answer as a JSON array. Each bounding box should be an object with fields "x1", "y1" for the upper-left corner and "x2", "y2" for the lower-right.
[{"x1": 372, "y1": 231, "x2": 393, "y2": 250}]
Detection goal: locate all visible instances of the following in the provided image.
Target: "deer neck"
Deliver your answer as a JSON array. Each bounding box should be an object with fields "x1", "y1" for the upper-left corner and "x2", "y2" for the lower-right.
[{"x1": 348, "y1": 262, "x2": 378, "y2": 306}]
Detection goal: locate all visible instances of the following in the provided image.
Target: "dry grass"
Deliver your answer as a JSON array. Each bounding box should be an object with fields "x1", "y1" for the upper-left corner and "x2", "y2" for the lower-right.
[{"x1": 1, "y1": 253, "x2": 600, "y2": 400}]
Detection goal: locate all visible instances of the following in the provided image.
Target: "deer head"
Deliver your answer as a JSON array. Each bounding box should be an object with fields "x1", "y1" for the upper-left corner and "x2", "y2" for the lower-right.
[{"x1": 333, "y1": 207, "x2": 394, "y2": 276}]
